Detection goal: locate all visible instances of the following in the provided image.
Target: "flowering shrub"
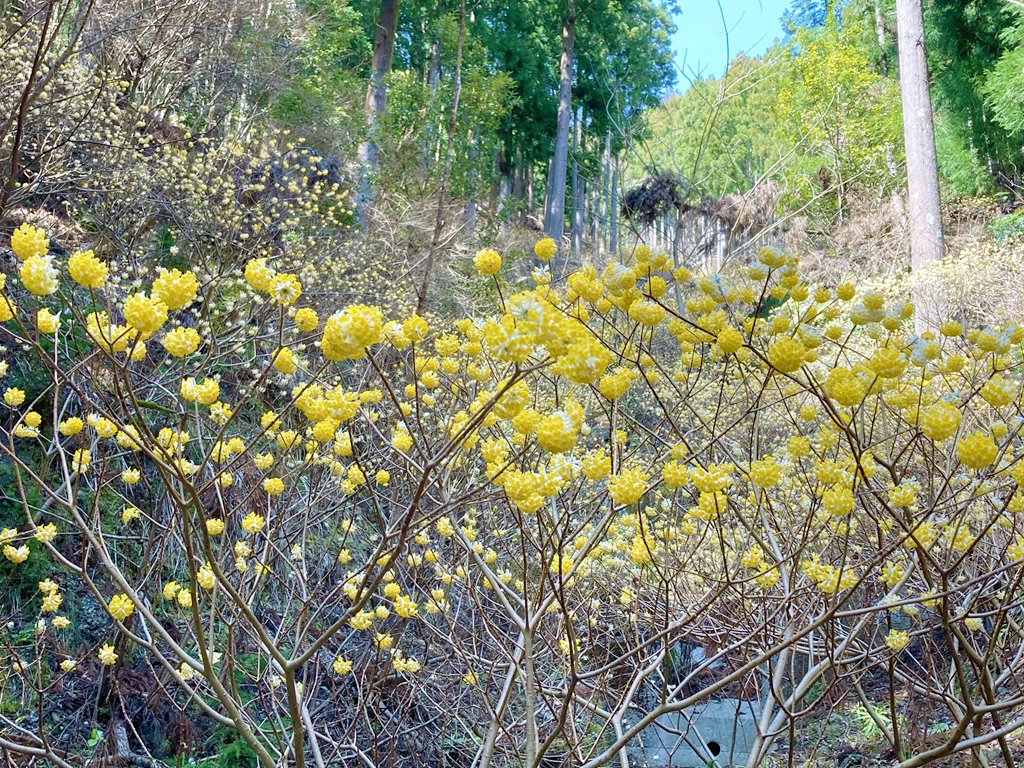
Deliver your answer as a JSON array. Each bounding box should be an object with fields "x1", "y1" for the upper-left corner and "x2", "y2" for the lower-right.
[{"x1": 2, "y1": 225, "x2": 1024, "y2": 768}]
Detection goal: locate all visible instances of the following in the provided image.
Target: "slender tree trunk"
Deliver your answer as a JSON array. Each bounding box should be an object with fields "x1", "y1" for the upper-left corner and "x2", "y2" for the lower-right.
[
  {"x1": 357, "y1": 0, "x2": 401, "y2": 223},
  {"x1": 545, "y1": 10, "x2": 576, "y2": 250},
  {"x1": 896, "y1": 0, "x2": 944, "y2": 328},
  {"x1": 527, "y1": 164, "x2": 535, "y2": 223},
  {"x1": 875, "y1": 0, "x2": 888, "y2": 76},
  {"x1": 513, "y1": 148, "x2": 525, "y2": 225},
  {"x1": 571, "y1": 107, "x2": 581, "y2": 254},
  {"x1": 602, "y1": 131, "x2": 611, "y2": 253},
  {"x1": 362, "y1": 0, "x2": 401, "y2": 166},
  {"x1": 465, "y1": 126, "x2": 478, "y2": 237},
  {"x1": 609, "y1": 156, "x2": 618, "y2": 253},
  {"x1": 416, "y1": 0, "x2": 465, "y2": 315}
]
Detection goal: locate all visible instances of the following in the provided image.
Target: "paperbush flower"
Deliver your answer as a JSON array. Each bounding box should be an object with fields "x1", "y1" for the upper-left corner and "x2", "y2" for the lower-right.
[
  {"x1": 21, "y1": 255, "x2": 58, "y2": 295},
  {"x1": 536, "y1": 411, "x2": 578, "y2": 453},
  {"x1": 749, "y1": 456, "x2": 783, "y2": 488},
  {"x1": 37, "y1": 309, "x2": 61, "y2": 333},
  {"x1": 67, "y1": 250, "x2": 107, "y2": 289},
  {"x1": 3, "y1": 544, "x2": 29, "y2": 564},
  {"x1": 34, "y1": 523, "x2": 56, "y2": 543},
  {"x1": 273, "y1": 347, "x2": 297, "y2": 374},
  {"x1": 920, "y1": 401, "x2": 962, "y2": 441},
  {"x1": 151, "y1": 268, "x2": 198, "y2": 310},
  {"x1": 242, "y1": 513, "x2": 265, "y2": 533},
  {"x1": 58, "y1": 417, "x2": 83, "y2": 436},
  {"x1": 980, "y1": 375, "x2": 1016, "y2": 408},
  {"x1": 767, "y1": 337, "x2": 806, "y2": 373},
  {"x1": 294, "y1": 308, "x2": 318, "y2": 331},
  {"x1": 885, "y1": 630, "x2": 910, "y2": 652},
  {"x1": 534, "y1": 238, "x2": 557, "y2": 261},
  {"x1": 272, "y1": 274, "x2": 302, "y2": 304},
  {"x1": 11, "y1": 223, "x2": 48, "y2": 260},
  {"x1": 609, "y1": 468, "x2": 647, "y2": 506},
  {"x1": 71, "y1": 449, "x2": 91, "y2": 474},
  {"x1": 123, "y1": 293, "x2": 168, "y2": 335},
  {"x1": 108, "y1": 594, "x2": 135, "y2": 620},
  {"x1": 957, "y1": 431, "x2": 998, "y2": 470},
  {"x1": 98, "y1": 644, "x2": 118, "y2": 665},
  {"x1": 321, "y1": 305, "x2": 384, "y2": 361},
  {"x1": 244, "y1": 258, "x2": 277, "y2": 292},
  {"x1": 163, "y1": 327, "x2": 201, "y2": 357},
  {"x1": 473, "y1": 249, "x2": 501, "y2": 275}
]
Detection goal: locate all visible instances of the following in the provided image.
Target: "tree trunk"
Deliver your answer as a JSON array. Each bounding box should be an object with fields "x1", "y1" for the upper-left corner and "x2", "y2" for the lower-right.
[
  {"x1": 513, "y1": 148, "x2": 525, "y2": 225},
  {"x1": 896, "y1": 0, "x2": 944, "y2": 328},
  {"x1": 357, "y1": 0, "x2": 402, "y2": 224},
  {"x1": 571, "y1": 107, "x2": 581, "y2": 254},
  {"x1": 875, "y1": 0, "x2": 888, "y2": 76},
  {"x1": 602, "y1": 131, "x2": 611, "y2": 253},
  {"x1": 465, "y1": 126, "x2": 478, "y2": 237},
  {"x1": 609, "y1": 156, "x2": 618, "y2": 254},
  {"x1": 416, "y1": 0, "x2": 465, "y2": 315},
  {"x1": 545, "y1": 10, "x2": 576, "y2": 250},
  {"x1": 365, "y1": 0, "x2": 401, "y2": 135}
]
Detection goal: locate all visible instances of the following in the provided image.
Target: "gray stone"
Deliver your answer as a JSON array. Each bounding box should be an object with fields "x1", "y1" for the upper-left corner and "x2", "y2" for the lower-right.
[{"x1": 627, "y1": 698, "x2": 759, "y2": 767}]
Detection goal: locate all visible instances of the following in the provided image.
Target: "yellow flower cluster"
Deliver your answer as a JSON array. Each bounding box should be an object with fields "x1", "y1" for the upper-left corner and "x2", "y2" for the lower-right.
[{"x1": 11, "y1": 223, "x2": 48, "y2": 260}]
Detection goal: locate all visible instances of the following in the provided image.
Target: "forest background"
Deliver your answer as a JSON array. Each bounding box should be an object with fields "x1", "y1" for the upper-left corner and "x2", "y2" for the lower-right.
[{"x1": 7, "y1": 1, "x2": 1024, "y2": 768}]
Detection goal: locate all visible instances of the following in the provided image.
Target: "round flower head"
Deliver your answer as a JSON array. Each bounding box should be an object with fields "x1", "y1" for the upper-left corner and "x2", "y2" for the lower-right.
[
  {"x1": 272, "y1": 274, "x2": 302, "y2": 305},
  {"x1": 163, "y1": 326, "x2": 201, "y2": 357},
  {"x1": 67, "y1": 250, "x2": 108, "y2": 289},
  {"x1": 98, "y1": 644, "x2": 117, "y2": 665},
  {"x1": 244, "y1": 258, "x2": 277, "y2": 292},
  {"x1": 11, "y1": 223, "x2": 48, "y2": 261},
  {"x1": 608, "y1": 467, "x2": 648, "y2": 506},
  {"x1": 151, "y1": 268, "x2": 198, "y2": 310},
  {"x1": 4, "y1": 388, "x2": 25, "y2": 407},
  {"x1": 473, "y1": 249, "x2": 501, "y2": 275},
  {"x1": 294, "y1": 308, "x2": 318, "y2": 332},
  {"x1": 957, "y1": 431, "x2": 998, "y2": 470},
  {"x1": 534, "y1": 238, "x2": 557, "y2": 261},
  {"x1": 21, "y1": 255, "x2": 58, "y2": 296},
  {"x1": 273, "y1": 347, "x2": 297, "y2": 374},
  {"x1": 767, "y1": 337, "x2": 806, "y2": 373},
  {"x1": 37, "y1": 309, "x2": 61, "y2": 334},
  {"x1": 321, "y1": 305, "x2": 384, "y2": 361},
  {"x1": 108, "y1": 594, "x2": 135, "y2": 621},
  {"x1": 123, "y1": 293, "x2": 168, "y2": 336}
]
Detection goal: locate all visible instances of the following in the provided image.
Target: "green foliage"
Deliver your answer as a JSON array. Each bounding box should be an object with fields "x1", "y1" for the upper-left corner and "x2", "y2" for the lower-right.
[
  {"x1": 775, "y1": 19, "x2": 903, "y2": 216},
  {"x1": 193, "y1": 730, "x2": 259, "y2": 768},
  {"x1": 850, "y1": 702, "x2": 892, "y2": 741},
  {"x1": 935, "y1": 109, "x2": 995, "y2": 197},
  {"x1": 640, "y1": 14, "x2": 901, "y2": 228},
  {"x1": 928, "y1": 0, "x2": 1024, "y2": 196},
  {"x1": 267, "y1": 0, "x2": 366, "y2": 146},
  {"x1": 985, "y1": 209, "x2": 1024, "y2": 241},
  {"x1": 644, "y1": 53, "x2": 784, "y2": 197},
  {"x1": 378, "y1": 14, "x2": 515, "y2": 197}
]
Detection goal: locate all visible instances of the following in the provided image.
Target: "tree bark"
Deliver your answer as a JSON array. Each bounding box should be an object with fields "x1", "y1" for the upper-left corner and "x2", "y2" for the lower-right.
[
  {"x1": 896, "y1": 0, "x2": 944, "y2": 328},
  {"x1": 875, "y1": 0, "x2": 888, "y2": 76},
  {"x1": 360, "y1": 0, "x2": 399, "y2": 171},
  {"x1": 416, "y1": 0, "x2": 465, "y2": 315},
  {"x1": 571, "y1": 107, "x2": 582, "y2": 254},
  {"x1": 609, "y1": 156, "x2": 618, "y2": 254},
  {"x1": 545, "y1": 10, "x2": 576, "y2": 251}
]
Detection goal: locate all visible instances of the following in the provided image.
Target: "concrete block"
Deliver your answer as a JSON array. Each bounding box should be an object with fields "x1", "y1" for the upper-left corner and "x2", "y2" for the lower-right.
[{"x1": 627, "y1": 698, "x2": 759, "y2": 767}]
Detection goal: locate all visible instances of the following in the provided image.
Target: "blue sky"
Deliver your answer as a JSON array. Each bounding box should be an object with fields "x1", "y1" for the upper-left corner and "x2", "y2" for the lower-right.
[{"x1": 670, "y1": 0, "x2": 792, "y2": 88}]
